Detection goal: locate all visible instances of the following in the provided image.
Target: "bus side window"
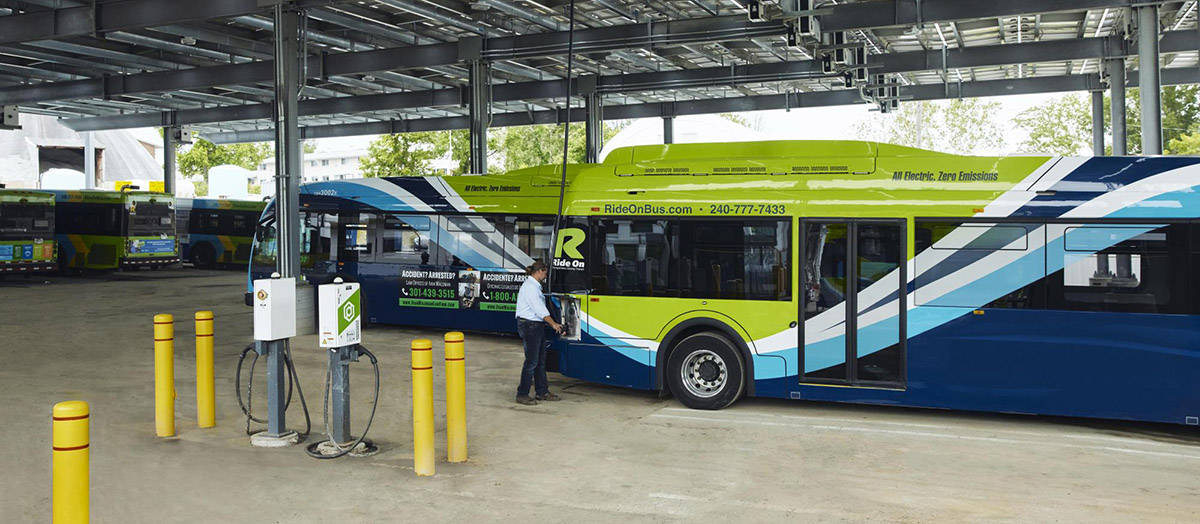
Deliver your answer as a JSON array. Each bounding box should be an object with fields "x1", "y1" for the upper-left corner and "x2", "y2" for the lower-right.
[{"x1": 379, "y1": 214, "x2": 433, "y2": 265}]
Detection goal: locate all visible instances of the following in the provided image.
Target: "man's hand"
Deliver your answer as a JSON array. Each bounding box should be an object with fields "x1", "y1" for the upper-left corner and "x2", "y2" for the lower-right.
[{"x1": 551, "y1": 322, "x2": 565, "y2": 335}]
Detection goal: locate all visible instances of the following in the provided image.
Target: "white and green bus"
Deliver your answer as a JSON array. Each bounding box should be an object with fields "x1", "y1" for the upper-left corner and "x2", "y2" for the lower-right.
[
  {"x1": 48, "y1": 189, "x2": 179, "y2": 270},
  {"x1": 249, "y1": 140, "x2": 1200, "y2": 426},
  {"x1": 0, "y1": 188, "x2": 56, "y2": 273}
]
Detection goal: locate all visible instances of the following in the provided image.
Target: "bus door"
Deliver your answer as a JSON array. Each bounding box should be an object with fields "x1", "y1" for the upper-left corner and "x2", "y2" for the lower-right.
[{"x1": 800, "y1": 219, "x2": 906, "y2": 388}]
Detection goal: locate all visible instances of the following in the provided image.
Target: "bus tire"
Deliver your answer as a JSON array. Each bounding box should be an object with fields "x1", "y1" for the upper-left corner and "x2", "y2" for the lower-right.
[
  {"x1": 666, "y1": 332, "x2": 746, "y2": 410},
  {"x1": 190, "y1": 243, "x2": 216, "y2": 269}
]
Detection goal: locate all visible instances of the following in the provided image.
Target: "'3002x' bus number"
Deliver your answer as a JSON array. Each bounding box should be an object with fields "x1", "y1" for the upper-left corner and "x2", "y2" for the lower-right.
[{"x1": 709, "y1": 204, "x2": 786, "y2": 215}]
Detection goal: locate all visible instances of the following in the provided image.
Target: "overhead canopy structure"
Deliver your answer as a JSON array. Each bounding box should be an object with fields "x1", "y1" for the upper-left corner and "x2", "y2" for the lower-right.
[{"x1": 0, "y1": 0, "x2": 1196, "y2": 152}]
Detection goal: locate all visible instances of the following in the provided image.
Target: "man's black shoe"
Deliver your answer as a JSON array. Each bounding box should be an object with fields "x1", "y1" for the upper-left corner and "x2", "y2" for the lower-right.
[
  {"x1": 535, "y1": 392, "x2": 562, "y2": 401},
  {"x1": 515, "y1": 395, "x2": 538, "y2": 406}
]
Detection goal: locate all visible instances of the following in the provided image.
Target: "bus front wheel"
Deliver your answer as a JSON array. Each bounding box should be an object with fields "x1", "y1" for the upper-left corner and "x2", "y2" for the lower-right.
[
  {"x1": 666, "y1": 332, "x2": 746, "y2": 410},
  {"x1": 190, "y1": 243, "x2": 217, "y2": 269}
]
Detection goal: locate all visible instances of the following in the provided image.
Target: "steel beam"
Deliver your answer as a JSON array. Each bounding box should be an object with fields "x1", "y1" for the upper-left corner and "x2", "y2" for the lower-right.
[
  {"x1": 819, "y1": 0, "x2": 1139, "y2": 32},
  {"x1": 663, "y1": 116, "x2": 675, "y2": 145},
  {"x1": 585, "y1": 92, "x2": 602, "y2": 163},
  {"x1": 164, "y1": 126, "x2": 176, "y2": 195},
  {"x1": 0, "y1": 0, "x2": 355, "y2": 45},
  {"x1": 1092, "y1": 90, "x2": 1105, "y2": 155},
  {"x1": 206, "y1": 74, "x2": 1107, "y2": 144},
  {"x1": 468, "y1": 59, "x2": 489, "y2": 174},
  {"x1": 1138, "y1": 4, "x2": 1162, "y2": 155},
  {"x1": 1108, "y1": 58, "x2": 1128, "y2": 155},
  {"x1": 274, "y1": 4, "x2": 301, "y2": 282}
]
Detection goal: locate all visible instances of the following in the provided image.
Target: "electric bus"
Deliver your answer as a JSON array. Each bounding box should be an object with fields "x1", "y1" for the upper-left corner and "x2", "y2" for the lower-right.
[
  {"x1": 249, "y1": 140, "x2": 1200, "y2": 426},
  {"x1": 49, "y1": 189, "x2": 179, "y2": 270},
  {"x1": 177, "y1": 198, "x2": 266, "y2": 269},
  {"x1": 0, "y1": 188, "x2": 57, "y2": 273}
]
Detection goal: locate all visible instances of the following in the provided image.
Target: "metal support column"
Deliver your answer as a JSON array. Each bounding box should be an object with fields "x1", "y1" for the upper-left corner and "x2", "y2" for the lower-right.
[
  {"x1": 274, "y1": 3, "x2": 301, "y2": 280},
  {"x1": 468, "y1": 59, "x2": 490, "y2": 174},
  {"x1": 1091, "y1": 91, "x2": 1105, "y2": 156},
  {"x1": 83, "y1": 132, "x2": 95, "y2": 189},
  {"x1": 329, "y1": 345, "x2": 352, "y2": 444},
  {"x1": 264, "y1": 1, "x2": 302, "y2": 442},
  {"x1": 1137, "y1": 4, "x2": 1162, "y2": 154},
  {"x1": 663, "y1": 116, "x2": 675, "y2": 144},
  {"x1": 578, "y1": 75, "x2": 601, "y2": 163},
  {"x1": 1108, "y1": 58, "x2": 1127, "y2": 156},
  {"x1": 163, "y1": 127, "x2": 176, "y2": 195}
]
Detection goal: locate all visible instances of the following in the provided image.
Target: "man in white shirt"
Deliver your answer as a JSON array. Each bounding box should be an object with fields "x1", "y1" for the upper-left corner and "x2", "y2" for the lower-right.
[{"x1": 515, "y1": 261, "x2": 565, "y2": 405}]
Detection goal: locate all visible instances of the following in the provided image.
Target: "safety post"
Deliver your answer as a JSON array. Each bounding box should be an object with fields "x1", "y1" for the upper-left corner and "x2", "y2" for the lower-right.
[
  {"x1": 195, "y1": 311, "x2": 215, "y2": 428},
  {"x1": 444, "y1": 332, "x2": 467, "y2": 463},
  {"x1": 153, "y1": 314, "x2": 175, "y2": 437},
  {"x1": 411, "y1": 338, "x2": 435, "y2": 476},
  {"x1": 53, "y1": 401, "x2": 89, "y2": 524}
]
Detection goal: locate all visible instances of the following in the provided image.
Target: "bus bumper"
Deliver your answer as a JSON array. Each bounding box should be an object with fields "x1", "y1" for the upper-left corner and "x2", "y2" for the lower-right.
[
  {"x1": 121, "y1": 256, "x2": 180, "y2": 268},
  {"x1": 0, "y1": 261, "x2": 56, "y2": 273}
]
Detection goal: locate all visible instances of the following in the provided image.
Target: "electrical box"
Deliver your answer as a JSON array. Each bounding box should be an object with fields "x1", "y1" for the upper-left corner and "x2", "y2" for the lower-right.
[
  {"x1": 1, "y1": 105, "x2": 18, "y2": 130},
  {"x1": 319, "y1": 281, "x2": 362, "y2": 348},
  {"x1": 254, "y1": 277, "x2": 297, "y2": 341}
]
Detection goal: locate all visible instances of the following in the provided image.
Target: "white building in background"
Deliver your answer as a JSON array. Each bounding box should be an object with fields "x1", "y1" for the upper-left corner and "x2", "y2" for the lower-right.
[
  {"x1": 254, "y1": 148, "x2": 367, "y2": 195},
  {"x1": 0, "y1": 114, "x2": 162, "y2": 190},
  {"x1": 598, "y1": 114, "x2": 767, "y2": 161},
  {"x1": 208, "y1": 164, "x2": 254, "y2": 199}
]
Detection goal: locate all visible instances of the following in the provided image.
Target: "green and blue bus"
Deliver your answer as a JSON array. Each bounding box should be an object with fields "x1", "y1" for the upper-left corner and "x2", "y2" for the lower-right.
[
  {"x1": 177, "y1": 198, "x2": 266, "y2": 269},
  {"x1": 250, "y1": 140, "x2": 1200, "y2": 426},
  {"x1": 0, "y1": 188, "x2": 57, "y2": 273},
  {"x1": 49, "y1": 189, "x2": 179, "y2": 270}
]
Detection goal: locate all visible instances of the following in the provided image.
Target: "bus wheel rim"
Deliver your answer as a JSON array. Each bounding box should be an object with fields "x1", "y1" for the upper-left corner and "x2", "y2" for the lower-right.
[{"x1": 681, "y1": 349, "x2": 727, "y2": 399}]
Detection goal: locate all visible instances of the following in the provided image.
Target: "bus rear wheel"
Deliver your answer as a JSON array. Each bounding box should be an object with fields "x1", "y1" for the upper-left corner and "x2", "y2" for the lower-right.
[
  {"x1": 666, "y1": 332, "x2": 745, "y2": 410},
  {"x1": 190, "y1": 243, "x2": 216, "y2": 269}
]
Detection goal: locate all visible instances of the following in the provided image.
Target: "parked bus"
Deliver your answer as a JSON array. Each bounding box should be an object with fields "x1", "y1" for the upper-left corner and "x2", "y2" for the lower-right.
[
  {"x1": 49, "y1": 189, "x2": 179, "y2": 270},
  {"x1": 249, "y1": 140, "x2": 1200, "y2": 426},
  {"x1": 177, "y1": 198, "x2": 266, "y2": 269},
  {"x1": 0, "y1": 188, "x2": 57, "y2": 273}
]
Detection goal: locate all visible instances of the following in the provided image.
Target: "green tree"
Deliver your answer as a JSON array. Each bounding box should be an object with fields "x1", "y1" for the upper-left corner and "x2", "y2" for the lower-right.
[
  {"x1": 358, "y1": 131, "x2": 450, "y2": 178},
  {"x1": 1167, "y1": 123, "x2": 1200, "y2": 155},
  {"x1": 176, "y1": 138, "x2": 272, "y2": 180},
  {"x1": 500, "y1": 122, "x2": 625, "y2": 171},
  {"x1": 1014, "y1": 85, "x2": 1200, "y2": 155},
  {"x1": 855, "y1": 98, "x2": 1006, "y2": 155},
  {"x1": 1012, "y1": 94, "x2": 1094, "y2": 155}
]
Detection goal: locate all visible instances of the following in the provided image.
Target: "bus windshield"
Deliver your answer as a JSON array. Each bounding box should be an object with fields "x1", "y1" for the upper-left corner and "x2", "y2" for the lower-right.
[
  {"x1": 0, "y1": 202, "x2": 54, "y2": 238},
  {"x1": 129, "y1": 201, "x2": 174, "y2": 235}
]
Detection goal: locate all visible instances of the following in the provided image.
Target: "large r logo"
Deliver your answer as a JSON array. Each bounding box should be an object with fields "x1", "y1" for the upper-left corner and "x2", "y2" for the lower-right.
[{"x1": 554, "y1": 228, "x2": 586, "y2": 259}]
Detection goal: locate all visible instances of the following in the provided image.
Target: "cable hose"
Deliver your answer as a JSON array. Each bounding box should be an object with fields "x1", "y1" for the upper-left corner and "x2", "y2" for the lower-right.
[
  {"x1": 549, "y1": 0, "x2": 577, "y2": 286},
  {"x1": 235, "y1": 341, "x2": 310, "y2": 440},
  {"x1": 305, "y1": 345, "x2": 380, "y2": 459}
]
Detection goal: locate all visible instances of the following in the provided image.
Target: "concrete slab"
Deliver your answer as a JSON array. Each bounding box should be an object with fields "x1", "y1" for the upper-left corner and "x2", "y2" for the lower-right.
[{"x1": 2, "y1": 269, "x2": 1200, "y2": 523}]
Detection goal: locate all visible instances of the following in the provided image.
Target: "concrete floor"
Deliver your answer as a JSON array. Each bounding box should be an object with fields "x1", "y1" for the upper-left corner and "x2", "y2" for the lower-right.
[{"x1": 2, "y1": 268, "x2": 1200, "y2": 523}]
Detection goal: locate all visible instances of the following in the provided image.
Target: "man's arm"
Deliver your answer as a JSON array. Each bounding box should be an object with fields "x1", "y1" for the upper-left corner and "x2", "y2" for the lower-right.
[{"x1": 531, "y1": 289, "x2": 564, "y2": 334}]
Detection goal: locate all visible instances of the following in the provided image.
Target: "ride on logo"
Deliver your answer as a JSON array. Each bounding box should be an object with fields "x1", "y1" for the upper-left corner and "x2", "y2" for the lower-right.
[{"x1": 553, "y1": 227, "x2": 587, "y2": 271}]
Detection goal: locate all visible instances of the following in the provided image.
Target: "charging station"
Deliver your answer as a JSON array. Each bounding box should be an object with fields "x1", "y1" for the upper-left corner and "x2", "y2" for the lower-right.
[
  {"x1": 249, "y1": 274, "x2": 302, "y2": 447},
  {"x1": 307, "y1": 278, "x2": 380, "y2": 458}
]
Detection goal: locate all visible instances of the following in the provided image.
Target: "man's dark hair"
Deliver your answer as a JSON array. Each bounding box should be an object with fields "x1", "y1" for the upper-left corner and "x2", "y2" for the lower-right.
[{"x1": 526, "y1": 260, "x2": 548, "y2": 275}]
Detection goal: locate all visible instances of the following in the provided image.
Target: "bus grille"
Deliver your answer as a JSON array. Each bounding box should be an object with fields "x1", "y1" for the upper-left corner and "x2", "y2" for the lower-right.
[{"x1": 88, "y1": 244, "x2": 117, "y2": 267}]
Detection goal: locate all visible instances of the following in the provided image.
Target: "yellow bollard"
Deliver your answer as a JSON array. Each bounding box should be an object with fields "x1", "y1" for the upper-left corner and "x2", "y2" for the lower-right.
[
  {"x1": 153, "y1": 314, "x2": 175, "y2": 437},
  {"x1": 411, "y1": 338, "x2": 435, "y2": 476},
  {"x1": 53, "y1": 401, "x2": 89, "y2": 524},
  {"x1": 444, "y1": 332, "x2": 467, "y2": 463},
  {"x1": 195, "y1": 311, "x2": 215, "y2": 428}
]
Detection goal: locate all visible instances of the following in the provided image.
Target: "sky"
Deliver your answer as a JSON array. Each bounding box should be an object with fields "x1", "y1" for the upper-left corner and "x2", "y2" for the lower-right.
[
  {"x1": 308, "y1": 92, "x2": 1062, "y2": 156},
  {"x1": 134, "y1": 92, "x2": 1064, "y2": 158}
]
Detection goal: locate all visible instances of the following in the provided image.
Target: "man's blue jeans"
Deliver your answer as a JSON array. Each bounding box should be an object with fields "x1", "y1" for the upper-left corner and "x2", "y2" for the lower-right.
[{"x1": 516, "y1": 319, "x2": 548, "y2": 397}]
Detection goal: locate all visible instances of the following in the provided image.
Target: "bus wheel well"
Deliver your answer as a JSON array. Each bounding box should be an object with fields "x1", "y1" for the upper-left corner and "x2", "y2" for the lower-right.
[{"x1": 657, "y1": 319, "x2": 755, "y2": 397}]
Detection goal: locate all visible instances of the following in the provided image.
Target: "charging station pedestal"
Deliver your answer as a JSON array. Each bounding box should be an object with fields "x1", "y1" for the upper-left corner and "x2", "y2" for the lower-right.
[
  {"x1": 250, "y1": 275, "x2": 300, "y2": 447},
  {"x1": 310, "y1": 278, "x2": 378, "y2": 457}
]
